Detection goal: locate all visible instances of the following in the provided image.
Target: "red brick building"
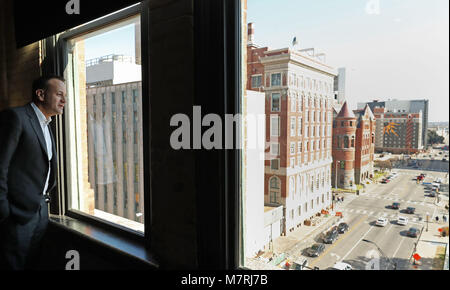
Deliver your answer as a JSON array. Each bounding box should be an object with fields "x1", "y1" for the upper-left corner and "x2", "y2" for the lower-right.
[{"x1": 332, "y1": 102, "x2": 375, "y2": 189}]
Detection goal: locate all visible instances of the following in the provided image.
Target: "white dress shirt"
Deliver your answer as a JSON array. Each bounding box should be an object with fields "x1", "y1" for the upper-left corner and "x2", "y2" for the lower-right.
[{"x1": 31, "y1": 102, "x2": 53, "y2": 195}]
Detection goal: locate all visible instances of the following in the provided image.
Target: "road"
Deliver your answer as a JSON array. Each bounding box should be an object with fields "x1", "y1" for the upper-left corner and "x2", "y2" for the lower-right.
[{"x1": 297, "y1": 168, "x2": 448, "y2": 270}]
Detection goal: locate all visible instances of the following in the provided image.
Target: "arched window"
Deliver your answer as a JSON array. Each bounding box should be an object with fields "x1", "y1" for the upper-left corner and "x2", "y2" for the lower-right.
[
  {"x1": 344, "y1": 136, "x2": 349, "y2": 148},
  {"x1": 270, "y1": 177, "x2": 280, "y2": 189}
]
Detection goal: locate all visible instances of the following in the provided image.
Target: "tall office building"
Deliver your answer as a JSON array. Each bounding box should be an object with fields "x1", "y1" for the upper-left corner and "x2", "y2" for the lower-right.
[
  {"x1": 85, "y1": 54, "x2": 144, "y2": 223},
  {"x1": 247, "y1": 23, "x2": 336, "y2": 236},
  {"x1": 372, "y1": 107, "x2": 423, "y2": 154},
  {"x1": 333, "y1": 67, "x2": 346, "y2": 106},
  {"x1": 358, "y1": 99, "x2": 429, "y2": 148}
]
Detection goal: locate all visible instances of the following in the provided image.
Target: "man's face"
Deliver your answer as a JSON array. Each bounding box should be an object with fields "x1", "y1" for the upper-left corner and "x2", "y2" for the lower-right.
[{"x1": 37, "y1": 79, "x2": 67, "y2": 117}]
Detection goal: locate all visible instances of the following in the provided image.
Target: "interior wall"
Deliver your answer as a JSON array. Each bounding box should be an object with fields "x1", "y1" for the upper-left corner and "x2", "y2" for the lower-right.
[{"x1": 0, "y1": 0, "x2": 41, "y2": 111}]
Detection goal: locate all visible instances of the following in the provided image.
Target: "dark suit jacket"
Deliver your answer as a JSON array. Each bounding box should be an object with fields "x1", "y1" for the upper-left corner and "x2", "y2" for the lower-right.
[{"x1": 0, "y1": 103, "x2": 57, "y2": 225}]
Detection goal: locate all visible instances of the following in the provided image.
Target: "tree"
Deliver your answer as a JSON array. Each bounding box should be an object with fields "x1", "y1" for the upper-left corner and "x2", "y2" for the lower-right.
[{"x1": 428, "y1": 130, "x2": 444, "y2": 145}]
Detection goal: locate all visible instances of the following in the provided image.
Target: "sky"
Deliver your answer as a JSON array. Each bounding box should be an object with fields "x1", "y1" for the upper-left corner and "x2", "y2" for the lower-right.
[
  {"x1": 248, "y1": 0, "x2": 449, "y2": 122},
  {"x1": 84, "y1": 24, "x2": 136, "y2": 61}
]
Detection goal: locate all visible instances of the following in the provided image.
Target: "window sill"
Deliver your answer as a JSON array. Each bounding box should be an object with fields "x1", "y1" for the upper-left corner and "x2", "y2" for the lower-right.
[{"x1": 49, "y1": 215, "x2": 159, "y2": 269}]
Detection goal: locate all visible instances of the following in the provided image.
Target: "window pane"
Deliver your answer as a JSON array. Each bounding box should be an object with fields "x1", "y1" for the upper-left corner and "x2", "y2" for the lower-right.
[{"x1": 64, "y1": 15, "x2": 144, "y2": 233}]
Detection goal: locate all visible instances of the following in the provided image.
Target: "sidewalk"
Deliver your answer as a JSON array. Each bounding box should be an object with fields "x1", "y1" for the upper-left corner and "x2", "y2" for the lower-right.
[{"x1": 410, "y1": 221, "x2": 449, "y2": 270}]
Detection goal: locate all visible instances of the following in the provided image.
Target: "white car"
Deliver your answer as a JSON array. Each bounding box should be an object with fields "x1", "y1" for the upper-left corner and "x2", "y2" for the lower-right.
[
  {"x1": 397, "y1": 216, "x2": 409, "y2": 226},
  {"x1": 331, "y1": 262, "x2": 353, "y2": 270},
  {"x1": 376, "y1": 217, "x2": 388, "y2": 227}
]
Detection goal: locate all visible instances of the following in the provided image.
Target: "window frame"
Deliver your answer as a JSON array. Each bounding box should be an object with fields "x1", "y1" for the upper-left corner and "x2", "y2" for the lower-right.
[{"x1": 54, "y1": 4, "x2": 150, "y2": 243}]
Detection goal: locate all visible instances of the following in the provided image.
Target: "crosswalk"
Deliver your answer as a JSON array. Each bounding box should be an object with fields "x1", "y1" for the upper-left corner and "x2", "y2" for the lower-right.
[
  {"x1": 340, "y1": 208, "x2": 423, "y2": 222},
  {"x1": 364, "y1": 195, "x2": 434, "y2": 207}
]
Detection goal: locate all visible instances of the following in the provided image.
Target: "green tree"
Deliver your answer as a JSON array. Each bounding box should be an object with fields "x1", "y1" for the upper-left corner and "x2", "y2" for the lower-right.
[{"x1": 428, "y1": 130, "x2": 444, "y2": 145}]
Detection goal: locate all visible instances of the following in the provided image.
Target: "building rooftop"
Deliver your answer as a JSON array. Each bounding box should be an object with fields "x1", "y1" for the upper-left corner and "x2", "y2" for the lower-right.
[{"x1": 337, "y1": 101, "x2": 355, "y2": 118}]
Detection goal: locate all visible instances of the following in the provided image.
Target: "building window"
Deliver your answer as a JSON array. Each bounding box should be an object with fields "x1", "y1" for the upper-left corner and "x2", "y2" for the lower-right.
[
  {"x1": 298, "y1": 117, "x2": 302, "y2": 136},
  {"x1": 271, "y1": 143, "x2": 280, "y2": 156},
  {"x1": 344, "y1": 136, "x2": 349, "y2": 148},
  {"x1": 351, "y1": 136, "x2": 355, "y2": 147},
  {"x1": 271, "y1": 159, "x2": 280, "y2": 170},
  {"x1": 298, "y1": 206, "x2": 301, "y2": 217},
  {"x1": 290, "y1": 142, "x2": 296, "y2": 155},
  {"x1": 271, "y1": 93, "x2": 281, "y2": 112},
  {"x1": 270, "y1": 177, "x2": 280, "y2": 189},
  {"x1": 291, "y1": 117, "x2": 296, "y2": 137},
  {"x1": 271, "y1": 73, "x2": 282, "y2": 87},
  {"x1": 63, "y1": 13, "x2": 144, "y2": 233},
  {"x1": 270, "y1": 192, "x2": 278, "y2": 204},
  {"x1": 271, "y1": 116, "x2": 280, "y2": 136},
  {"x1": 291, "y1": 96, "x2": 296, "y2": 112},
  {"x1": 251, "y1": 75, "x2": 262, "y2": 88},
  {"x1": 298, "y1": 142, "x2": 302, "y2": 153}
]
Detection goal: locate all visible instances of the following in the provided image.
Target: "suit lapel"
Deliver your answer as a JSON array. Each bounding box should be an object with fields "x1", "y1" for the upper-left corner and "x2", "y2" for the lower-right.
[{"x1": 26, "y1": 103, "x2": 49, "y2": 158}]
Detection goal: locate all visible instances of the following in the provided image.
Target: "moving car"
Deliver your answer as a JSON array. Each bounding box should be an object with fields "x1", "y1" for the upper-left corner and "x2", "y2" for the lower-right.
[
  {"x1": 405, "y1": 207, "x2": 415, "y2": 214},
  {"x1": 407, "y1": 227, "x2": 419, "y2": 238},
  {"x1": 337, "y1": 222, "x2": 349, "y2": 234},
  {"x1": 391, "y1": 202, "x2": 400, "y2": 210},
  {"x1": 376, "y1": 217, "x2": 388, "y2": 227},
  {"x1": 397, "y1": 216, "x2": 408, "y2": 226},
  {"x1": 331, "y1": 262, "x2": 353, "y2": 270},
  {"x1": 323, "y1": 231, "x2": 339, "y2": 244},
  {"x1": 307, "y1": 244, "x2": 325, "y2": 257}
]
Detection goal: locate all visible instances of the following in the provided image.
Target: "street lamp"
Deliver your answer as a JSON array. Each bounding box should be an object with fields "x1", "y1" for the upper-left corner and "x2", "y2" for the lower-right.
[
  {"x1": 362, "y1": 239, "x2": 397, "y2": 270},
  {"x1": 426, "y1": 212, "x2": 429, "y2": 232}
]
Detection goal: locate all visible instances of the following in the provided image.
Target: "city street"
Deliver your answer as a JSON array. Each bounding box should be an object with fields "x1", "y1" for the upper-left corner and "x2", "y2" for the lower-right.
[{"x1": 296, "y1": 165, "x2": 448, "y2": 270}]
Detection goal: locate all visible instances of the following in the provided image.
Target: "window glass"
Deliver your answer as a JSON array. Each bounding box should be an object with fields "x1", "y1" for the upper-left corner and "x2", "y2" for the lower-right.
[
  {"x1": 271, "y1": 73, "x2": 281, "y2": 86},
  {"x1": 271, "y1": 93, "x2": 280, "y2": 111},
  {"x1": 251, "y1": 75, "x2": 262, "y2": 88},
  {"x1": 64, "y1": 15, "x2": 144, "y2": 233}
]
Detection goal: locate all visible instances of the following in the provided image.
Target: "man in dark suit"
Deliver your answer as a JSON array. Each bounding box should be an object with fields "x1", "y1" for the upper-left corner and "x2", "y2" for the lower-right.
[{"x1": 0, "y1": 75, "x2": 66, "y2": 270}]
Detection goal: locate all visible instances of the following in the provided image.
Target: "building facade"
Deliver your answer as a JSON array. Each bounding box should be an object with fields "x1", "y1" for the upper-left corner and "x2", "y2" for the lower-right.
[
  {"x1": 84, "y1": 54, "x2": 144, "y2": 224},
  {"x1": 358, "y1": 99, "x2": 429, "y2": 148},
  {"x1": 332, "y1": 102, "x2": 375, "y2": 189},
  {"x1": 372, "y1": 107, "x2": 423, "y2": 154},
  {"x1": 247, "y1": 23, "x2": 335, "y2": 236}
]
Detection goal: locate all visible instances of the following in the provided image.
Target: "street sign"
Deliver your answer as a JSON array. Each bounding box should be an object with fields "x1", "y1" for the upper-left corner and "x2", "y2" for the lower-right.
[{"x1": 413, "y1": 253, "x2": 421, "y2": 261}]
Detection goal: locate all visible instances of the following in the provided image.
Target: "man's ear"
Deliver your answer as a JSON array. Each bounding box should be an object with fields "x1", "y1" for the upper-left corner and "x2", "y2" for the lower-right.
[{"x1": 35, "y1": 89, "x2": 45, "y2": 102}]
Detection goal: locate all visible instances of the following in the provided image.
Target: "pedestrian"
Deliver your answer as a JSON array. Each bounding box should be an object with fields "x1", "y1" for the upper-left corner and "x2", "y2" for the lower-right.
[
  {"x1": 443, "y1": 215, "x2": 447, "y2": 223},
  {"x1": 342, "y1": 196, "x2": 345, "y2": 202},
  {"x1": 435, "y1": 216, "x2": 439, "y2": 222},
  {"x1": 0, "y1": 75, "x2": 66, "y2": 270}
]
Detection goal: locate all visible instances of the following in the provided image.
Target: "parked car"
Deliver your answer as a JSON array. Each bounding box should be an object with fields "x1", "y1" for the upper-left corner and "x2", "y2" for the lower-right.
[
  {"x1": 391, "y1": 202, "x2": 400, "y2": 209},
  {"x1": 381, "y1": 179, "x2": 390, "y2": 184},
  {"x1": 405, "y1": 207, "x2": 415, "y2": 214},
  {"x1": 323, "y1": 231, "x2": 339, "y2": 244},
  {"x1": 429, "y1": 192, "x2": 436, "y2": 197},
  {"x1": 307, "y1": 244, "x2": 325, "y2": 257},
  {"x1": 407, "y1": 227, "x2": 419, "y2": 238},
  {"x1": 337, "y1": 222, "x2": 349, "y2": 234},
  {"x1": 376, "y1": 217, "x2": 388, "y2": 227},
  {"x1": 397, "y1": 216, "x2": 409, "y2": 226},
  {"x1": 331, "y1": 262, "x2": 352, "y2": 270}
]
